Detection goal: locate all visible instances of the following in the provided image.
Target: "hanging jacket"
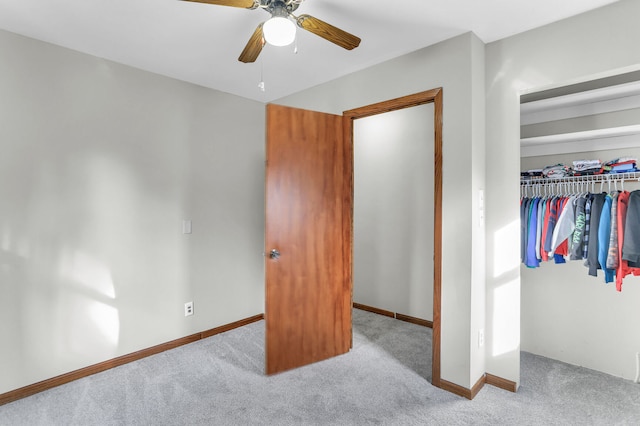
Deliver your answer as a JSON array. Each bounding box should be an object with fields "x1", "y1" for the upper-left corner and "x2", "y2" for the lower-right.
[
  {"x1": 606, "y1": 192, "x2": 620, "y2": 270},
  {"x1": 586, "y1": 193, "x2": 606, "y2": 276},
  {"x1": 582, "y1": 196, "x2": 592, "y2": 259},
  {"x1": 615, "y1": 191, "x2": 640, "y2": 291},
  {"x1": 570, "y1": 196, "x2": 587, "y2": 260},
  {"x1": 622, "y1": 190, "x2": 640, "y2": 267},
  {"x1": 597, "y1": 195, "x2": 614, "y2": 283}
]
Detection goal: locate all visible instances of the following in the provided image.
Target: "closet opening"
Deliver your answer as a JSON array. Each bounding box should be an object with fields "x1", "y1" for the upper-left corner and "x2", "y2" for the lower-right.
[
  {"x1": 344, "y1": 89, "x2": 443, "y2": 387},
  {"x1": 519, "y1": 70, "x2": 640, "y2": 382}
]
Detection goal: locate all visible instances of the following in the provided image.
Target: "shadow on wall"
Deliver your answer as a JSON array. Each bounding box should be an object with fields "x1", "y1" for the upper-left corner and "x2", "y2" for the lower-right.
[
  {"x1": 56, "y1": 250, "x2": 120, "y2": 356},
  {"x1": 0, "y1": 221, "x2": 122, "y2": 387},
  {"x1": 0, "y1": 149, "x2": 189, "y2": 393}
]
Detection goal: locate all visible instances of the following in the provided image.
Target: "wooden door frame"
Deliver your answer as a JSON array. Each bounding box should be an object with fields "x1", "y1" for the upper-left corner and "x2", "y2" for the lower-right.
[{"x1": 343, "y1": 88, "x2": 443, "y2": 387}]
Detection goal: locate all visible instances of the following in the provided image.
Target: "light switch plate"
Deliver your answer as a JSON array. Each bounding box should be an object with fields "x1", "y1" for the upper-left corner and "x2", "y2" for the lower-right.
[{"x1": 183, "y1": 220, "x2": 192, "y2": 234}]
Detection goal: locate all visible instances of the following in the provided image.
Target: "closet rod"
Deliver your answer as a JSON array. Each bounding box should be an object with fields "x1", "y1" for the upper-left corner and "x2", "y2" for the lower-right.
[{"x1": 520, "y1": 171, "x2": 640, "y2": 186}]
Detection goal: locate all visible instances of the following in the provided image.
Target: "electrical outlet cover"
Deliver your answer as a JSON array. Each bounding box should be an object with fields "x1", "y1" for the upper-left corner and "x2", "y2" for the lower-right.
[{"x1": 184, "y1": 301, "x2": 194, "y2": 317}]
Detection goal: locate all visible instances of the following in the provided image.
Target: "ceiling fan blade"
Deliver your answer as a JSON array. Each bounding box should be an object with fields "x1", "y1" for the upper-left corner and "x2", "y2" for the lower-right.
[
  {"x1": 181, "y1": 0, "x2": 257, "y2": 9},
  {"x1": 296, "y1": 14, "x2": 361, "y2": 50},
  {"x1": 238, "y1": 24, "x2": 265, "y2": 63}
]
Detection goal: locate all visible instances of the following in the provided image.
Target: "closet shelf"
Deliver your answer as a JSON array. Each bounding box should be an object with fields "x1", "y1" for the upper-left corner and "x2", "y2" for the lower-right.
[
  {"x1": 519, "y1": 124, "x2": 640, "y2": 146},
  {"x1": 520, "y1": 171, "x2": 640, "y2": 186}
]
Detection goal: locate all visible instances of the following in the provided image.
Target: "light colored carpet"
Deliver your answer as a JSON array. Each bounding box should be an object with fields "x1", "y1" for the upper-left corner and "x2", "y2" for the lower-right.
[{"x1": 1, "y1": 309, "x2": 639, "y2": 425}]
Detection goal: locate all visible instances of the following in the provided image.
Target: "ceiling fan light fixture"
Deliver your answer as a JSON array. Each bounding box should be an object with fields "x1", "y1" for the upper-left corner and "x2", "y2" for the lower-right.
[
  {"x1": 187, "y1": 0, "x2": 361, "y2": 63},
  {"x1": 263, "y1": 16, "x2": 296, "y2": 47}
]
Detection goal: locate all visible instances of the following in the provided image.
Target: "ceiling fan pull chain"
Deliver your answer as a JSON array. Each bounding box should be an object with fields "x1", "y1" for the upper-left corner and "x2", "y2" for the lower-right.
[{"x1": 258, "y1": 57, "x2": 266, "y2": 92}]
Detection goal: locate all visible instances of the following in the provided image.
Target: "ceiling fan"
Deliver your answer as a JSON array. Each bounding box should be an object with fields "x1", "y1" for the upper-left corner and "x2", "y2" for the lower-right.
[{"x1": 181, "y1": 0, "x2": 361, "y2": 63}]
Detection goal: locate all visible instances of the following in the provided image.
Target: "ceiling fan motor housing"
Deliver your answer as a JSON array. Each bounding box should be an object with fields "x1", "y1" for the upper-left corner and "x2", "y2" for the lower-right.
[{"x1": 261, "y1": 0, "x2": 301, "y2": 15}]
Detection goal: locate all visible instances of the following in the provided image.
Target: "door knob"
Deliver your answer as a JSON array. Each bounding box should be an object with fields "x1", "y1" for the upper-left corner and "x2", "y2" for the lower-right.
[{"x1": 269, "y1": 249, "x2": 280, "y2": 260}]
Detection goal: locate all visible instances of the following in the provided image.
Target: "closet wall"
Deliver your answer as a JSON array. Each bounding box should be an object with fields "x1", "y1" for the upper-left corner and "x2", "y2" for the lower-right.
[{"x1": 520, "y1": 147, "x2": 640, "y2": 380}]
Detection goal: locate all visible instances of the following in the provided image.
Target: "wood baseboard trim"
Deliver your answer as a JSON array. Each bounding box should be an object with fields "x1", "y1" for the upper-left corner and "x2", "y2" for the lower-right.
[
  {"x1": 438, "y1": 374, "x2": 486, "y2": 400},
  {"x1": 395, "y1": 313, "x2": 433, "y2": 328},
  {"x1": 353, "y1": 303, "x2": 395, "y2": 318},
  {"x1": 486, "y1": 373, "x2": 517, "y2": 393},
  {"x1": 353, "y1": 303, "x2": 432, "y2": 328},
  {"x1": 0, "y1": 313, "x2": 264, "y2": 406},
  {"x1": 201, "y1": 314, "x2": 265, "y2": 338},
  {"x1": 471, "y1": 374, "x2": 486, "y2": 399}
]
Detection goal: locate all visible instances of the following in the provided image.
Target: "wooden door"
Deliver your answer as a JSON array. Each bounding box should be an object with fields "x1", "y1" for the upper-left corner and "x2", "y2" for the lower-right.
[{"x1": 265, "y1": 103, "x2": 351, "y2": 375}]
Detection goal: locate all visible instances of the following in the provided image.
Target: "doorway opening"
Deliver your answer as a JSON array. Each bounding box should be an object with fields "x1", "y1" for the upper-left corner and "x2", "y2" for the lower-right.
[{"x1": 343, "y1": 88, "x2": 443, "y2": 387}]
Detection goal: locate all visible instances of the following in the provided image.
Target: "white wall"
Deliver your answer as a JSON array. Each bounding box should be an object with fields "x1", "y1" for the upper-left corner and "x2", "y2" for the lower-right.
[
  {"x1": 485, "y1": 0, "x2": 640, "y2": 386},
  {"x1": 469, "y1": 34, "x2": 487, "y2": 385},
  {"x1": 276, "y1": 32, "x2": 487, "y2": 389},
  {"x1": 520, "y1": 148, "x2": 640, "y2": 380},
  {"x1": 353, "y1": 104, "x2": 434, "y2": 321},
  {"x1": 0, "y1": 30, "x2": 266, "y2": 394}
]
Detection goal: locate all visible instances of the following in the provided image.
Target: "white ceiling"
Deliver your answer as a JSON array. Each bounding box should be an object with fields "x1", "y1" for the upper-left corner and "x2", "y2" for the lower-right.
[{"x1": 0, "y1": 0, "x2": 619, "y2": 102}]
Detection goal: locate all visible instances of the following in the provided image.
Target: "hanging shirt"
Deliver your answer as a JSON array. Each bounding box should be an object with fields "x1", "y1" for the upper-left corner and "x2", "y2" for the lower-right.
[
  {"x1": 543, "y1": 196, "x2": 558, "y2": 254},
  {"x1": 554, "y1": 197, "x2": 570, "y2": 260},
  {"x1": 540, "y1": 198, "x2": 553, "y2": 262},
  {"x1": 525, "y1": 198, "x2": 541, "y2": 268},
  {"x1": 521, "y1": 198, "x2": 529, "y2": 264},
  {"x1": 606, "y1": 192, "x2": 619, "y2": 270},
  {"x1": 551, "y1": 195, "x2": 576, "y2": 254},
  {"x1": 536, "y1": 198, "x2": 546, "y2": 261},
  {"x1": 597, "y1": 195, "x2": 614, "y2": 283}
]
